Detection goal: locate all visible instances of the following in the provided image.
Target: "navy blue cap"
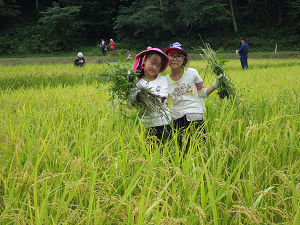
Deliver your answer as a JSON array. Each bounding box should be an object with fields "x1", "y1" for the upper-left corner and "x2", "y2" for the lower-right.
[{"x1": 165, "y1": 42, "x2": 187, "y2": 55}]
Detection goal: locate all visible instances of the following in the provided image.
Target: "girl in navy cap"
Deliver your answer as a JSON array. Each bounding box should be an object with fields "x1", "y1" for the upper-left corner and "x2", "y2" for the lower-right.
[{"x1": 165, "y1": 42, "x2": 223, "y2": 150}]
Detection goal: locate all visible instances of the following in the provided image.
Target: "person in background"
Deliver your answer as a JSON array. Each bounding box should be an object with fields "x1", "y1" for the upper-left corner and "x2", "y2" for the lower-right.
[
  {"x1": 109, "y1": 39, "x2": 115, "y2": 51},
  {"x1": 99, "y1": 39, "x2": 106, "y2": 56},
  {"x1": 236, "y1": 37, "x2": 249, "y2": 69},
  {"x1": 128, "y1": 47, "x2": 171, "y2": 142},
  {"x1": 165, "y1": 42, "x2": 224, "y2": 153},
  {"x1": 74, "y1": 52, "x2": 86, "y2": 67}
]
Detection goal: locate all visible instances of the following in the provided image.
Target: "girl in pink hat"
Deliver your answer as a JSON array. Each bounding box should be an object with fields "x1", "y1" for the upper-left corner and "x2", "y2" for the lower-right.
[{"x1": 128, "y1": 47, "x2": 171, "y2": 141}]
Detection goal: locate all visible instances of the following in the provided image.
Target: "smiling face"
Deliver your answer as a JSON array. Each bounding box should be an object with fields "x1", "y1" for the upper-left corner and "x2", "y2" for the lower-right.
[
  {"x1": 143, "y1": 54, "x2": 163, "y2": 81},
  {"x1": 167, "y1": 50, "x2": 185, "y2": 70}
]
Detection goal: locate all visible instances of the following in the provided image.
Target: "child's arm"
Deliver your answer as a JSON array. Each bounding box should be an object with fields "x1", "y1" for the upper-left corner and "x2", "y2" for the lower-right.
[
  {"x1": 194, "y1": 69, "x2": 209, "y2": 98},
  {"x1": 126, "y1": 87, "x2": 140, "y2": 109},
  {"x1": 198, "y1": 74, "x2": 224, "y2": 97}
]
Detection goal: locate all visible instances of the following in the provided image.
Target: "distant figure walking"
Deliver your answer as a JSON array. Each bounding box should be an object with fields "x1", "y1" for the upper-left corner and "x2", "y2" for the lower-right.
[
  {"x1": 99, "y1": 39, "x2": 107, "y2": 56},
  {"x1": 74, "y1": 52, "x2": 86, "y2": 67},
  {"x1": 109, "y1": 39, "x2": 115, "y2": 51},
  {"x1": 236, "y1": 37, "x2": 249, "y2": 69}
]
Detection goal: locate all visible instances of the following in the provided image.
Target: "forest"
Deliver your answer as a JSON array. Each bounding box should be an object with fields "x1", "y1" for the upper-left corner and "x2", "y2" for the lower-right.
[{"x1": 0, "y1": 0, "x2": 300, "y2": 54}]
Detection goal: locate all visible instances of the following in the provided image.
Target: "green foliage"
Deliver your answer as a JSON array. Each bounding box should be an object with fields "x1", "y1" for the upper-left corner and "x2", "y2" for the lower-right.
[
  {"x1": 1, "y1": 0, "x2": 300, "y2": 54},
  {"x1": 114, "y1": 1, "x2": 176, "y2": 47},
  {"x1": 0, "y1": 0, "x2": 20, "y2": 31},
  {"x1": 198, "y1": 43, "x2": 237, "y2": 100},
  {"x1": 288, "y1": 0, "x2": 300, "y2": 28},
  {"x1": 96, "y1": 56, "x2": 137, "y2": 103},
  {"x1": 0, "y1": 0, "x2": 20, "y2": 17},
  {"x1": 0, "y1": 24, "x2": 45, "y2": 54},
  {"x1": 177, "y1": 0, "x2": 230, "y2": 29},
  {"x1": 95, "y1": 54, "x2": 166, "y2": 114},
  {"x1": 38, "y1": 3, "x2": 84, "y2": 51}
]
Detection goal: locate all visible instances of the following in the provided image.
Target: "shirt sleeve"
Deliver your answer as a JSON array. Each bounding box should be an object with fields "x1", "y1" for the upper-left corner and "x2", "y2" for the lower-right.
[{"x1": 193, "y1": 69, "x2": 206, "y2": 96}]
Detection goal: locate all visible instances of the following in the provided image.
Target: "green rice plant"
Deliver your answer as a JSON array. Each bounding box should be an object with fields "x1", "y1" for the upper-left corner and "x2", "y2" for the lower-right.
[
  {"x1": 95, "y1": 54, "x2": 167, "y2": 115},
  {"x1": 0, "y1": 59, "x2": 299, "y2": 224},
  {"x1": 198, "y1": 43, "x2": 237, "y2": 100}
]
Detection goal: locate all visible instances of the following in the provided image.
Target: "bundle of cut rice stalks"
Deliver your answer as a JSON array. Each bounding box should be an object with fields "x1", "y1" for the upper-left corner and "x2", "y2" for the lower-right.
[
  {"x1": 199, "y1": 43, "x2": 238, "y2": 100},
  {"x1": 95, "y1": 55, "x2": 165, "y2": 114}
]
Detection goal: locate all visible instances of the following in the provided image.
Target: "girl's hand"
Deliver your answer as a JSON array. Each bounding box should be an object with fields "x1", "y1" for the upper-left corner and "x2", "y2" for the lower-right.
[
  {"x1": 129, "y1": 87, "x2": 140, "y2": 101},
  {"x1": 213, "y1": 74, "x2": 227, "y2": 89}
]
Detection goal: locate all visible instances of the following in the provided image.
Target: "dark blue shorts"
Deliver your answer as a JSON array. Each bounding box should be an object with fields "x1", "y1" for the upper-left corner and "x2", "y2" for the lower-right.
[{"x1": 147, "y1": 124, "x2": 172, "y2": 142}]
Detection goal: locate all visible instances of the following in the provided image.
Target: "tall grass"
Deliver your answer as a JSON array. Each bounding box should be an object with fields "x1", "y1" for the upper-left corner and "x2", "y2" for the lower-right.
[
  {"x1": 0, "y1": 60, "x2": 299, "y2": 224},
  {"x1": 0, "y1": 64, "x2": 103, "y2": 90}
]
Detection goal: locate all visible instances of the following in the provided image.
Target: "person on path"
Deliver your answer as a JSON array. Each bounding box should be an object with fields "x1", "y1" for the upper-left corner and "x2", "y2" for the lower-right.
[
  {"x1": 109, "y1": 39, "x2": 115, "y2": 51},
  {"x1": 236, "y1": 37, "x2": 249, "y2": 69},
  {"x1": 99, "y1": 39, "x2": 107, "y2": 56}
]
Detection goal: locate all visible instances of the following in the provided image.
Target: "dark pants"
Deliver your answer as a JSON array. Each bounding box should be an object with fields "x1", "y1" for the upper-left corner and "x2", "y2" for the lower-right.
[
  {"x1": 102, "y1": 47, "x2": 106, "y2": 56},
  {"x1": 174, "y1": 115, "x2": 206, "y2": 155},
  {"x1": 240, "y1": 55, "x2": 248, "y2": 69},
  {"x1": 147, "y1": 124, "x2": 171, "y2": 142}
]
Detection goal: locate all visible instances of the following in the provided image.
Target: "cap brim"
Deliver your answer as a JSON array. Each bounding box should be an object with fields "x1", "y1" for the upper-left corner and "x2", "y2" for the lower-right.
[{"x1": 165, "y1": 48, "x2": 187, "y2": 55}]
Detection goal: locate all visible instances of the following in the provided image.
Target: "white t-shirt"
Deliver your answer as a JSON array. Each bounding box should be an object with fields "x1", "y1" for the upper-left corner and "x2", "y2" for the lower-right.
[
  {"x1": 137, "y1": 75, "x2": 171, "y2": 128},
  {"x1": 167, "y1": 67, "x2": 206, "y2": 120}
]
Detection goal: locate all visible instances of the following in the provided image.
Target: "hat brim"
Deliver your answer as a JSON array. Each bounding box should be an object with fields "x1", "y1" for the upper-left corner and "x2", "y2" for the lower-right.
[
  {"x1": 132, "y1": 48, "x2": 169, "y2": 73},
  {"x1": 164, "y1": 48, "x2": 187, "y2": 55}
]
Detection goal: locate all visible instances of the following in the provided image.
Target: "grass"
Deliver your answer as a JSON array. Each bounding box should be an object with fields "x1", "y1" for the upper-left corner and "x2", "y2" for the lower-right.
[{"x1": 0, "y1": 57, "x2": 299, "y2": 224}]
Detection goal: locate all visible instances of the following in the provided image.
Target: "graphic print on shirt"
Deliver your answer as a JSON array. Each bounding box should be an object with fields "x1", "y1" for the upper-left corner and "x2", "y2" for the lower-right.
[
  {"x1": 155, "y1": 85, "x2": 161, "y2": 94},
  {"x1": 171, "y1": 83, "x2": 195, "y2": 99}
]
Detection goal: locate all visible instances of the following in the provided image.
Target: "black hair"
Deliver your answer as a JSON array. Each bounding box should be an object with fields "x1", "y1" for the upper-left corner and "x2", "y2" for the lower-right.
[{"x1": 182, "y1": 55, "x2": 188, "y2": 67}]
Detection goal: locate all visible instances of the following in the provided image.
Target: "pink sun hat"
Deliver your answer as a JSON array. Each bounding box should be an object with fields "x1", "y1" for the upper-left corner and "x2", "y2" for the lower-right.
[{"x1": 132, "y1": 46, "x2": 169, "y2": 73}]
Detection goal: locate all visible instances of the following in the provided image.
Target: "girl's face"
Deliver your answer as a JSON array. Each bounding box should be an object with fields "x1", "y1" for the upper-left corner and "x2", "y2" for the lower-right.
[
  {"x1": 167, "y1": 50, "x2": 185, "y2": 70},
  {"x1": 143, "y1": 54, "x2": 162, "y2": 80}
]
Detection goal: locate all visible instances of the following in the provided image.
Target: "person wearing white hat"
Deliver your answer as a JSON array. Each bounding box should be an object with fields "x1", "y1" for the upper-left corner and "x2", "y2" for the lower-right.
[
  {"x1": 74, "y1": 52, "x2": 86, "y2": 67},
  {"x1": 109, "y1": 39, "x2": 115, "y2": 52}
]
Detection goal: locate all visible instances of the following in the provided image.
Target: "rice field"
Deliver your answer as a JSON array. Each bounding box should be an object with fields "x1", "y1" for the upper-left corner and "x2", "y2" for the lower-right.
[{"x1": 0, "y1": 57, "x2": 299, "y2": 224}]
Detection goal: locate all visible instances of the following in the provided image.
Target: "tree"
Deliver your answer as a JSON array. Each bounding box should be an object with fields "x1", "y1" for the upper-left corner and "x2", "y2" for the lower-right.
[
  {"x1": 0, "y1": 0, "x2": 20, "y2": 16},
  {"x1": 0, "y1": 0, "x2": 20, "y2": 31},
  {"x1": 38, "y1": 3, "x2": 84, "y2": 51},
  {"x1": 114, "y1": 0, "x2": 231, "y2": 48},
  {"x1": 287, "y1": 0, "x2": 300, "y2": 28},
  {"x1": 229, "y1": 0, "x2": 238, "y2": 32},
  {"x1": 114, "y1": 0, "x2": 177, "y2": 48},
  {"x1": 176, "y1": 0, "x2": 230, "y2": 33}
]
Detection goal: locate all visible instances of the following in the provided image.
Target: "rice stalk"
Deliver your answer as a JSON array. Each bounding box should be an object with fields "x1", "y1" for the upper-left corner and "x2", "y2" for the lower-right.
[
  {"x1": 95, "y1": 54, "x2": 167, "y2": 116},
  {"x1": 198, "y1": 43, "x2": 238, "y2": 101}
]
